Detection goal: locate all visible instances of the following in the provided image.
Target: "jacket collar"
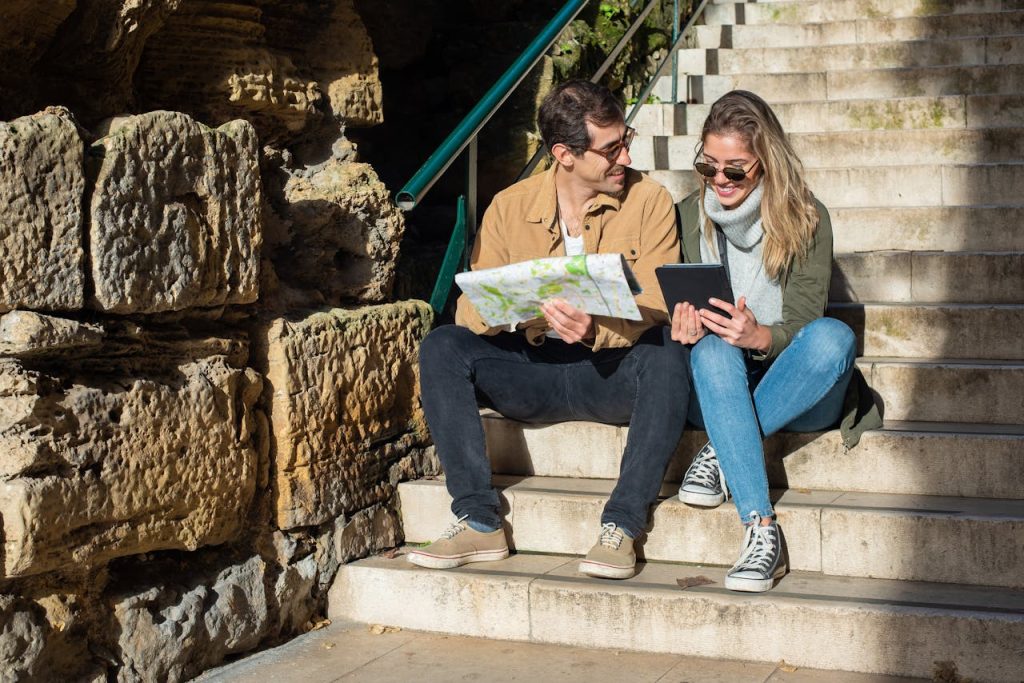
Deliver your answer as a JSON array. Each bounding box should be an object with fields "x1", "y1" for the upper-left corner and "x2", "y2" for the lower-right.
[{"x1": 525, "y1": 163, "x2": 624, "y2": 226}]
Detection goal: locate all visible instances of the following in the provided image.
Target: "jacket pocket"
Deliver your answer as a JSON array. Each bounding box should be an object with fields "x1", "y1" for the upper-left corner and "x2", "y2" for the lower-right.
[{"x1": 600, "y1": 236, "x2": 642, "y2": 266}]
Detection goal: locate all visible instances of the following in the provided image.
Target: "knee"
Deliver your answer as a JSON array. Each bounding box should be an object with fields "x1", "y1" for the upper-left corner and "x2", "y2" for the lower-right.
[
  {"x1": 690, "y1": 333, "x2": 742, "y2": 373},
  {"x1": 796, "y1": 318, "x2": 856, "y2": 375}
]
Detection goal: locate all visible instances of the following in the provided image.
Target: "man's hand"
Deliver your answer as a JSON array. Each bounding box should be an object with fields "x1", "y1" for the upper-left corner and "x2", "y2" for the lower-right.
[
  {"x1": 698, "y1": 296, "x2": 771, "y2": 352},
  {"x1": 670, "y1": 302, "x2": 706, "y2": 345},
  {"x1": 542, "y1": 299, "x2": 595, "y2": 344}
]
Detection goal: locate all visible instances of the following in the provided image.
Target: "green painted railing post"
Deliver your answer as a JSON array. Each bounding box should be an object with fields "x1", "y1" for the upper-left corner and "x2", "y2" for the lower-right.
[{"x1": 428, "y1": 196, "x2": 467, "y2": 316}]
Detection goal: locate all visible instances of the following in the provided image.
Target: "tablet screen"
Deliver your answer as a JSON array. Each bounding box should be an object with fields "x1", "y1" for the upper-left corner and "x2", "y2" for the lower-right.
[{"x1": 656, "y1": 264, "x2": 735, "y2": 319}]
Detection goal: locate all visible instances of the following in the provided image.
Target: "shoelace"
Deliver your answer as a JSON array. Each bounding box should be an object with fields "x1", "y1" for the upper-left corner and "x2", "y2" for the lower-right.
[
  {"x1": 440, "y1": 515, "x2": 469, "y2": 540},
  {"x1": 598, "y1": 522, "x2": 624, "y2": 549},
  {"x1": 734, "y1": 514, "x2": 778, "y2": 573},
  {"x1": 685, "y1": 443, "x2": 720, "y2": 488}
]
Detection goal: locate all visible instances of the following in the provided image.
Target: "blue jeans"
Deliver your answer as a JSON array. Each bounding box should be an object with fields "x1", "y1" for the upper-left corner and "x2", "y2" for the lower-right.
[
  {"x1": 419, "y1": 324, "x2": 691, "y2": 538},
  {"x1": 687, "y1": 317, "x2": 856, "y2": 524}
]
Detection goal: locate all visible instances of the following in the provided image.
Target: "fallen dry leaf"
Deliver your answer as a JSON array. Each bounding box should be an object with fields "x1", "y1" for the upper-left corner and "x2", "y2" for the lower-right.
[
  {"x1": 675, "y1": 576, "x2": 715, "y2": 589},
  {"x1": 778, "y1": 660, "x2": 798, "y2": 673},
  {"x1": 322, "y1": 642, "x2": 336, "y2": 650},
  {"x1": 368, "y1": 624, "x2": 402, "y2": 635},
  {"x1": 308, "y1": 618, "x2": 331, "y2": 632},
  {"x1": 379, "y1": 548, "x2": 399, "y2": 559},
  {"x1": 796, "y1": 488, "x2": 811, "y2": 495}
]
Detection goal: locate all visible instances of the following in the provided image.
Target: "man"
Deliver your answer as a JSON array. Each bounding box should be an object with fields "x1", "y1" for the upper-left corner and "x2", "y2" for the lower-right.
[{"x1": 408, "y1": 80, "x2": 690, "y2": 579}]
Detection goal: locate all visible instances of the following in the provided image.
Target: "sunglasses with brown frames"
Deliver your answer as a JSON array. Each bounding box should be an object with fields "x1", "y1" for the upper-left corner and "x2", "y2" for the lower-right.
[
  {"x1": 694, "y1": 156, "x2": 760, "y2": 182},
  {"x1": 585, "y1": 126, "x2": 636, "y2": 162}
]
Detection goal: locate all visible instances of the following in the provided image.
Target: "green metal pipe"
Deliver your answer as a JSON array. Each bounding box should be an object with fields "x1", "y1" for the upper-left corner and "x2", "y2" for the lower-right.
[
  {"x1": 429, "y1": 196, "x2": 467, "y2": 315},
  {"x1": 626, "y1": 0, "x2": 709, "y2": 124},
  {"x1": 396, "y1": 0, "x2": 589, "y2": 211}
]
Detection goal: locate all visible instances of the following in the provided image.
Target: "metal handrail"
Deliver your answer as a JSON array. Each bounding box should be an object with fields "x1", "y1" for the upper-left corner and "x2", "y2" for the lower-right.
[
  {"x1": 400, "y1": 0, "x2": 709, "y2": 316},
  {"x1": 395, "y1": 0, "x2": 589, "y2": 211},
  {"x1": 627, "y1": 0, "x2": 710, "y2": 125}
]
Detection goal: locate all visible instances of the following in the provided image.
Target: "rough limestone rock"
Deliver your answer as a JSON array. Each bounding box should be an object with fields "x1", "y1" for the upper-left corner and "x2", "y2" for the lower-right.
[
  {"x1": 0, "y1": 108, "x2": 86, "y2": 312},
  {"x1": 0, "y1": 1, "x2": 76, "y2": 117},
  {"x1": 135, "y1": 1, "x2": 322, "y2": 142},
  {"x1": 113, "y1": 554, "x2": 271, "y2": 682},
  {"x1": 0, "y1": 352, "x2": 263, "y2": 578},
  {"x1": 89, "y1": 111, "x2": 261, "y2": 314},
  {"x1": 269, "y1": 160, "x2": 404, "y2": 304},
  {"x1": 36, "y1": 0, "x2": 183, "y2": 125},
  {"x1": 0, "y1": 311, "x2": 103, "y2": 357},
  {"x1": 284, "y1": 0, "x2": 383, "y2": 126},
  {"x1": 260, "y1": 302, "x2": 432, "y2": 529},
  {"x1": 0, "y1": 591, "x2": 101, "y2": 682}
]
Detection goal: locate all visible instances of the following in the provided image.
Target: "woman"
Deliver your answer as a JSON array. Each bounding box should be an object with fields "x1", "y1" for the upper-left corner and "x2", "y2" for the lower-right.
[{"x1": 670, "y1": 90, "x2": 880, "y2": 593}]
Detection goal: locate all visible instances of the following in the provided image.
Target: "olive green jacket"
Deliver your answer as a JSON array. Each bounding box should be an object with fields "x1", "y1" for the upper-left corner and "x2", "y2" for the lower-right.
[{"x1": 677, "y1": 190, "x2": 882, "y2": 448}]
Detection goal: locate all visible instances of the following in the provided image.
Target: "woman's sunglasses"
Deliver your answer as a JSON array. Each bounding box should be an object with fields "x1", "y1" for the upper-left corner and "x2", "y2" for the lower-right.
[{"x1": 694, "y1": 157, "x2": 760, "y2": 182}]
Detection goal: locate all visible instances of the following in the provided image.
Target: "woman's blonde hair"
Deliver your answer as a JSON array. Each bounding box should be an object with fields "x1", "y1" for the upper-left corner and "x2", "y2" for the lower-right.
[{"x1": 697, "y1": 90, "x2": 818, "y2": 280}]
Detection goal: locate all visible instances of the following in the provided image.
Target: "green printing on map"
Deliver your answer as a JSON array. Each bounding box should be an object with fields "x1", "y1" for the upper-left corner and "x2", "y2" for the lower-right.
[{"x1": 481, "y1": 285, "x2": 515, "y2": 314}]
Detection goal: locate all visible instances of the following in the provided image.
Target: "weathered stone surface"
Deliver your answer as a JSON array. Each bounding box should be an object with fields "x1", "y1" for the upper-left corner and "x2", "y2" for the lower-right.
[
  {"x1": 135, "y1": 2, "x2": 320, "y2": 141},
  {"x1": 267, "y1": 160, "x2": 404, "y2": 305},
  {"x1": 0, "y1": 311, "x2": 103, "y2": 357},
  {"x1": 89, "y1": 111, "x2": 261, "y2": 314},
  {"x1": 263, "y1": 0, "x2": 382, "y2": 126},
  {"x1": 0, "y1": 351, "x2": 263, "y2": 578},
  {"x1": 134, "y1": 0, "x2": 383, "y2": 141},
  {"x1": 0, "y1": 1, "x2": 76, "y2": 118},
  {"x1": 0, "y1": 108, "x2": 86, "y2": 312},
  {"x1": 259, "y1": 302, "x2": 432, "y2": 529},
  {"x1": 113, "y1": 554, "x2": 271, "y2": 682},
  {"x1": 334, "y1": 502, "x2": 402, "y2": 565},
  {"x1": 42, "y1": 0, "x2": 181, "y2": 123},
  {"x1": 0, "y1": 590, "x2": 101, "y2": 682}
]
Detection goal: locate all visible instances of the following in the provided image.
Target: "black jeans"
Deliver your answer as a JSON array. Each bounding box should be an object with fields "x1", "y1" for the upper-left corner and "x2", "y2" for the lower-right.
[{"x1": 418, "y1": 324, "x2": 691, "y2": 538}]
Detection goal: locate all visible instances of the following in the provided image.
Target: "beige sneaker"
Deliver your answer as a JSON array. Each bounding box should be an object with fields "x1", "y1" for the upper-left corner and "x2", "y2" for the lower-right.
[
  {"x1": 406, "y1": 517, "x2": 509, "y2": 569},
  {"x1": 578, "y1": 523, "x2": 635, "y2": 579}
]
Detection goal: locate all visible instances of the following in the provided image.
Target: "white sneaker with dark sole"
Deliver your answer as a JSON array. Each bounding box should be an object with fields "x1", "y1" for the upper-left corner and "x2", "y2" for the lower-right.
[
  {"x1": 724, "y1": 513, "x2": 788, "y2": 593},
  {"x1": 678, "y1": 442, "x2": 728, "y2": 507}
]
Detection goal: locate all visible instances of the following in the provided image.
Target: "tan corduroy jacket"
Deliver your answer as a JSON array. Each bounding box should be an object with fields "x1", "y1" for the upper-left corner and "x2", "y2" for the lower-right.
[{"x1": 455, "y1": 165, "x2": 679, "y2": 351}]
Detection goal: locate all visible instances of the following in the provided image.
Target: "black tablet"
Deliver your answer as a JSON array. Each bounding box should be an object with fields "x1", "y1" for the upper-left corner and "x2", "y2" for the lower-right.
[{"x1": 656, "y1": 263, "x2": 735, "y2": 319}]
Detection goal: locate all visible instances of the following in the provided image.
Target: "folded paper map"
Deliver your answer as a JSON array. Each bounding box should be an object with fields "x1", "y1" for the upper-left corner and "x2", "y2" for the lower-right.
[{"x1": 455, "y1": 254, "x2": 643, "y2": 327}]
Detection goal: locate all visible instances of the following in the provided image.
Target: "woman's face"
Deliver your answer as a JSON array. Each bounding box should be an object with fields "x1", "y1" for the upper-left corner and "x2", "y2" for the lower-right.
[{"x1": 700, "y1": 132, "x2": 762, "y2": 210}]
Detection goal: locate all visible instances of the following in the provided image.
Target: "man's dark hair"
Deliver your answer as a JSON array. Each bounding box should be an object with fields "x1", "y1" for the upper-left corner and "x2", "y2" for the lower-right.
[{"x1": 538, "y1": 79, "x2": 624, "y2": 155}]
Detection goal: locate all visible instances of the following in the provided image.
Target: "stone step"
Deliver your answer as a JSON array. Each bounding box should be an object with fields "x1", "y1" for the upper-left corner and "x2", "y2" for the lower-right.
[
  {"x1": 481, "y1": 414, "x2": 1024, "y2": 499},
  {"x1": 632, "y1": 94, "x2": 1024, "y2": 136},
  {"x1": 330, "y1": 554, "x2": 1024, "y2": 681},
  {"x1": 702, "y1": 0, "x2": 1024, "y2": 26},
  {"x1": 830, "y1": 303, "x2": 1024, "y2": 360},
  {"x1": 654, "y1": 64, "x2": 1024, "y2": 104},
  {"x1": 830, "y1": 206, "x2": 1024, "y2": 253},
  {"x1": 858, "y1": 357, "x2": 1024, "y2": 424},
  {"x1": 396, "y1": 477, "x2": 1024, "y2": 587},
  {"x1": 688, "y1": 10, "x2": 1024, "y2": 48},
  {"x1": 630, "y1": 128, "x2": 1024, "y2": 171},
  {"x1": 645, "y1": 162, "x2": 1024, "y2": 207},
  {"x1": 832, "y1": 251, "x2": 1024, "y2": 305},
  {"x1": 663, "y1": 63, "x2": 1024, "y2": 105},
  {"x1": 677, "y1": 36, "x2": 1024, "y2": 76}
]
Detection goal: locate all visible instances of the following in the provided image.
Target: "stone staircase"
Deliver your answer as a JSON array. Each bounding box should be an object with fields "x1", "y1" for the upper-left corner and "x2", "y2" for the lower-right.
[{"x1": 328, "y1": 1, "x2": 1024, "y2": 680}]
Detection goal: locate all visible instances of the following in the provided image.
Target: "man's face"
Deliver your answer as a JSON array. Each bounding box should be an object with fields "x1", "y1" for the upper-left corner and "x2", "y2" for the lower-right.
[{"x1": 573, "y1": 119, "x2": 632, "y2": 195}]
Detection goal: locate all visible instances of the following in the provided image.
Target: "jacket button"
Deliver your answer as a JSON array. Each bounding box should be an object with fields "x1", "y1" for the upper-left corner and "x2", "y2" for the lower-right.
[
  {"x1": 630, "y1": 249, "x2": 636, "y2": 256},
  {"x1": 585, "y1": 224, "x2": 591, "y2": 230}
]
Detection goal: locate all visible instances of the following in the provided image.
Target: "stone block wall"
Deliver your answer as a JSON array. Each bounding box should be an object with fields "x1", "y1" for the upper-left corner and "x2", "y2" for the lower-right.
[{"x1": 0, "y1": 2, "x2": 437, "y2": 680}]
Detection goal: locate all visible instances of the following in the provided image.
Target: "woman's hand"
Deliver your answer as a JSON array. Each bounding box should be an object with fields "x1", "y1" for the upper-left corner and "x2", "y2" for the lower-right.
[
  {"x1": 670, "y1": 302, "x2": 707, "y2": 344},
  {"x1": 542, "y1": 299, "x2": 595, "y2": 344},
  {"x1": 699, "y1": 296, "x2": 772, "y2": 352}
]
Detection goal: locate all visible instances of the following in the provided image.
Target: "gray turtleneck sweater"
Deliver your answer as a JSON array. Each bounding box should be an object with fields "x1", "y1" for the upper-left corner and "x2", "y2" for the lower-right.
[{"x1": 698, "y1": 182, "x2": 783, "y2": 326}]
